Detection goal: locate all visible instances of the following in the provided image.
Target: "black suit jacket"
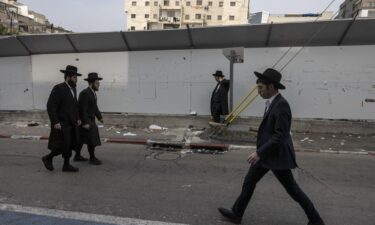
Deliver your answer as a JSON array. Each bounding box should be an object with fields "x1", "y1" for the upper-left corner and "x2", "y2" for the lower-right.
[
  {"x1": 78, "y1": 87, "x2": 102, "y2": 125},
  {"x1": 47, "y1": 82, "x2": 79, "y2": 127},
  {"x1": 210, "y1": 79, "x2": 230, "y2": 115},
  {"x1": 78, "y1": 87, "x2": 102, "y2": 146},
  {"x1": 46, "y1": 82, "x2": 80, "y2": 152},
  {"x1": 255, "y1": 94, "x2": 297, "y2": 170}
]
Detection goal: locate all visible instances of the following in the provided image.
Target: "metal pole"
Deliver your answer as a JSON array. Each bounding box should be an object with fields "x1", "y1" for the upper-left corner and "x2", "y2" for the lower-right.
[{"x1": 229, "y1": 57, "x2": 234, "y2": 112}]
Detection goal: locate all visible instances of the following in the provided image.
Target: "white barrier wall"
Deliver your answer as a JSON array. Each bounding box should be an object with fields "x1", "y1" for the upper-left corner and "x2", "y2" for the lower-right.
[
  {"x1": 31, "y1": 52, "x2": 129, "y2": 111},
  {"x1": 1, "y1": 46, "x2": 375, "y2": 120},
  {"x1": 0, "y1": 56, "x2": 33, "y2": 110}
]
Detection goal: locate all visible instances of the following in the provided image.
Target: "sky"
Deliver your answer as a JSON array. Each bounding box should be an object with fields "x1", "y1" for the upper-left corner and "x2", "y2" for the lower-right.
[{"x1": 19, "y1": 0, "x2": 343, "y2": 32}]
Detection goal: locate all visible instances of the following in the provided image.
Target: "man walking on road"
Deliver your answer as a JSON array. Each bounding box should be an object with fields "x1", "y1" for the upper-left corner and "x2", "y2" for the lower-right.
[
  {"x1": 74, "y1": 73, "x2": 104, "y2": 165},
  {"x1": 42, "y1": 65, "x2": 81, "y2": 172},
  {"x1": 218, "y1": 68, "x2": 325, "y2": 225}
]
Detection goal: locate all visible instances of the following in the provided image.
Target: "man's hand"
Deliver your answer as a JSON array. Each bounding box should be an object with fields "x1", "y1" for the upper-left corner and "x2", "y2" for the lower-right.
[
  {"x1": 247, "y1": 152, "x2": 260, "y2": 165},
  {"x1": 77, "y1": 120, "x2": 82, "y2": 126},
  {"x1": 99, "y1": 119, "x2": 104, "y2": 123},
  {"x1": 53, "y1": 123, "x2": 62, "y2": 130},
  {"x1": 82, "y1": 124, "x2": 90, "y2": 129}
]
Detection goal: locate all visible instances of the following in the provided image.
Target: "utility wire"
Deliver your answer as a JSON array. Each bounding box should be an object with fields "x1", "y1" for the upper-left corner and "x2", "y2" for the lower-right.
[{"x1": 271, "y1": 0, "x2": 339, "y2": 71}]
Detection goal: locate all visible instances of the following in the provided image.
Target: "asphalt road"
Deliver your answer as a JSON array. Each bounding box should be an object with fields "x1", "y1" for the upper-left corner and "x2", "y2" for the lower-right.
[{"x1": 0, "y1": 139, "x2": 374, "y2": 225}]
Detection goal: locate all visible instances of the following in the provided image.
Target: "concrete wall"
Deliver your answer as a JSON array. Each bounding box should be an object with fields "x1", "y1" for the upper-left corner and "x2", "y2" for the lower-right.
[
  {"x1": 0, "y1": 45, "x2": 375, "y2": 120},
  {"x1": 0, "y1": 56, "x2": 33, "y2": 110}
]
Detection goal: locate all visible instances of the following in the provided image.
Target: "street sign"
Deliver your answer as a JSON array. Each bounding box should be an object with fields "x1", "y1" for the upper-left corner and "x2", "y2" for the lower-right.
[{"x1": 222, "y1": 47, "x2": 244, "y2": 63}]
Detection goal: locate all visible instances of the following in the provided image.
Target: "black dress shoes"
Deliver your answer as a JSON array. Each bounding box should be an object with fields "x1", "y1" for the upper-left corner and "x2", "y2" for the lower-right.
[
  {"x1": 89, "y1": 157, "x2": 102, "y2": 165},
  {"x1": 74, "y1": 155, "x2": 88, "y2": 162},
  {"x1": 42, "y1": 156, "x2": 54, "y2": 171},
  {"x1": 62, "y1": 164, "x2": 79, "y2": 172},
  {"x1": 218, "y1": 207, "x2": 242, "y2": 224}
]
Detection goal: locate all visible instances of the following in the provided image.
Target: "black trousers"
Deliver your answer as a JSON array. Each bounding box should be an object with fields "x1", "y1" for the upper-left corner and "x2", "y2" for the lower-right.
[
  {"x1": 211, "y1": 102, "x2": 222, "y2": 123},
  {"x1": 75, "y1": 143, "x2": 95, "y2": 158},
  {"x1": 232, "y1": 165, "x2": 322, "y2": 222}
]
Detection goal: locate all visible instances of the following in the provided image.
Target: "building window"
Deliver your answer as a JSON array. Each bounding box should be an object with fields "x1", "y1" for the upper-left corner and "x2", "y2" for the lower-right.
[
  {"x1": 145, "y1": 14, "x2": 150, "y2": 18},
  {"x1": 230, "y1": 2, "x2": 236, "y2": 6},
  {"x1": 167, "y1": 11, "x2": 175, "y2": 17},
  {"x1": 185, "y1": 14, "x2": 190, "y2": 20},
  {"x1": 153, "y1": 14, "x2": 158, "y2": 19},
  {"x1": 154, "y1": 1, "x2": 158, "y2": 6},
  {"x1": 217, "y1": 15, "x2": 222, "y2": 20},
  {"x1": 186, "y1": 1, "x2": 191, "y2": 6},
  {"x1": 175, "y1": 1, "x2": 180, "y2": 6},
  {"x1": 208, "y1": 1, "x2": 213, "y2": 6},
  {"x1": 131, "y1": 14, "x2": 136, "y2": 18},
  {"x1": 196, "y1": 0, "x2": 202, "y2": 6},
  {"x1": 131, "y1": 26, "x2": 135, "y2": 30},
  {"x1": 132, "y1": 1, "x2": 136, "y2": 6},
  {"x1": 229, "y1": 15, "x2": 235, "y2": 20},
  {"x1": 207, "y1": 15, "x2": 212, "y2": 20},
  {"x1": 164, "y1": 0, "x2": 169, "y2": 6},
  {"x1": 145, "y1": 1, "x2": 150, "y2": 6},
  {"x1": 219, "y1": 2, "x2": 223, "y2": 7},
  {"x1": 195, "y1": 14, "x2": 201, "y2": 19}
]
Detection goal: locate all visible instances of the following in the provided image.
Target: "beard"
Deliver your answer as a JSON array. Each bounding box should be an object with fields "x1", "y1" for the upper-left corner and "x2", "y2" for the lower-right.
[
  {"x1": 92, "y1": 85, "x2": 99, "y2": 91},
  {"x1": 68, "y1": 80, "x2": 76, "y2": 88}
]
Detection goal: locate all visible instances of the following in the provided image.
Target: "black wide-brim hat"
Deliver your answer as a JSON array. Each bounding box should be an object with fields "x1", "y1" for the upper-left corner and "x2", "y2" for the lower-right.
[
  {"x1": 212, "y1": 70, "x2": 224, "y2": 77},
  {"x1": 254, "y1": 68, "x2": 285, "y2": 90},
  {"x1": 84, "y1": 72, "x2": 103, "y2": 81},
  {"x1": 60, "y1": 65, "x2": 82, "y2": 76}
]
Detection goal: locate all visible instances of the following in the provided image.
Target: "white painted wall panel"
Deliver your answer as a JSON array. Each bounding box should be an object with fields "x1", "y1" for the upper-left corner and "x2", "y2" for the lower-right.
[
  {"x1": 0, "y1": 46, "x2": 374, "y2": 120},
  {"x1": 0, "y1": 56, "x2": 33, "y2": 110},
  {"x1": 31, "y1": 52, "x2": 129, "y2": 111}
]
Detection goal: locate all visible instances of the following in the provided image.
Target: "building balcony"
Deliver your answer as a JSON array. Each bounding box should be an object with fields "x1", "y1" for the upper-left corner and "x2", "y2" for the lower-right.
[
  {"x1": 159, "y1": 5, "x2": 182, "y2": 10},
  {"x1": 158, "y1": 16, "x2": 181, "y2": 24}
]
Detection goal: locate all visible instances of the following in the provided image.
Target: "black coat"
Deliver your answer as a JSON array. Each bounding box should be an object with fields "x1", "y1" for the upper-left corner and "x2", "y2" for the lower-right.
[
  {"x1": 210, "y1": 79, "x2": 230, "y2": 115},
  {"x1": 47, "y1": 82, "x2": 80, "y2": 153},
  {"x1": 255, "y1": 94, "x2": 297, "y2": 170},
  {"x1": 78, "y1": 87, "x2": 102, "y2": 147}
]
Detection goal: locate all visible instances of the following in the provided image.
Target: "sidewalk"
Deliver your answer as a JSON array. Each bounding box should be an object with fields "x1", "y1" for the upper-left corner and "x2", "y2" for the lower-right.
[{"x1": 0, "y1": 121, "x2": 374, "y2": 156}]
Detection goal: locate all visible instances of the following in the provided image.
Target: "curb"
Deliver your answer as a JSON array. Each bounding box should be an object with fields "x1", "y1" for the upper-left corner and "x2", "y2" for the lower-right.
[
  {"x1": 229, "y1": 145, "x2": 375, "y2": 156},
  {"x1": 1, "y1": 134, "x2": 374, "y2": 156}
]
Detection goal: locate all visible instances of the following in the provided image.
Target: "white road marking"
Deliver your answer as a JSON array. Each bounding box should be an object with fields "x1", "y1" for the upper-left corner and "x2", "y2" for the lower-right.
[{"x1": 0, "y1": 203, "x2": 189, "y2": 225}]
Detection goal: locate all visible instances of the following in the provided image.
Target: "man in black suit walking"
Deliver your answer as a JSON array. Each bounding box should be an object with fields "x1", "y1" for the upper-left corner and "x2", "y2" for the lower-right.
[
  {"x1": 74, "y1": 73, "x2": 104, "y2": 165},
  {"x1": 210, "y1": 70, "x2": 230, "y2": 123},
  {"x1": 218, "y1": 68, "x2": 325, "y2": 225},
  {"x1": 42, "y1": 65, "x2": 81, "y2": 172}
]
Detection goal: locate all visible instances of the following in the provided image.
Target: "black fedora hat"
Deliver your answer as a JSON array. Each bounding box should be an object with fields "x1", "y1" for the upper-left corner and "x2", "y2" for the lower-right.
[
  {"x1": 254, "y1": 68, "x2": 285, "y2": 90},
  {"x1": 60, "y1": 65, "x2": 82, "y2": 76},
  {"x1": 212, "y1": 70, "x2": 224, "y2": 77},
  {"x1": 84, "y1": 72, "x2": 103, "y2": 81}
]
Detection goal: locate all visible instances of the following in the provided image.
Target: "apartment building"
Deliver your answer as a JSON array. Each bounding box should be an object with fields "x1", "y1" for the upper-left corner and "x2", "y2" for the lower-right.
[
  {"x1": 338, "y1": 0, "x2": 375, "y2": 18},
  {"x1": 250, "y1": 11, "x2": 334, "y2": 24},
  {"x1": 125, "y1": 0, "x2": 249, "y2": 30},
  {"x1": 0, "y1": 0, "x2": 69, "y2": 34}
]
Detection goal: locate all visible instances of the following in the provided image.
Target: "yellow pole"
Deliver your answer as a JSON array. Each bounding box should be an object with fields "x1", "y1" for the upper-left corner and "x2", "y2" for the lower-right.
[
  {"x1": 224, "y1": 86, "x2": 257, "y2": 122},
  {"x1": 228, "y1": 94, "x2": 259, "y2": 125}
]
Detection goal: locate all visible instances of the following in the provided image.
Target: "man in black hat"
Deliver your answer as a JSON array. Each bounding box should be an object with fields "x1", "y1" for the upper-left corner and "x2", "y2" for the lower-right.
[
  {"x1": 210, "y1": 70, "x2": 230, "y2": 123},
  {"x1": 218, "y1": 68, "x2": 325, "y2": 225},
  {"x1": 74, "y1": 73, "x2": 104, "y2": 165},
  {"x1": 42, "y1": 65, "x2": 81, "y2": 172}
]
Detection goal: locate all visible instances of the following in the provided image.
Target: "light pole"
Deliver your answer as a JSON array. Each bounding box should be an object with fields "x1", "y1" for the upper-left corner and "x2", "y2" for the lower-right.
[{"x1": 222, "y1": 47, "x2": 244, "y2": 112}]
